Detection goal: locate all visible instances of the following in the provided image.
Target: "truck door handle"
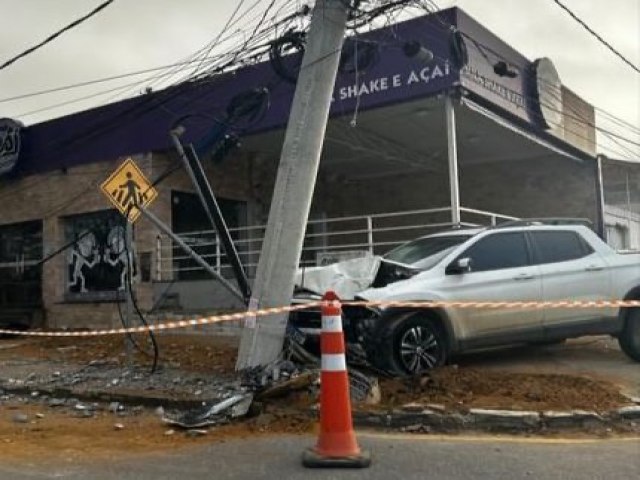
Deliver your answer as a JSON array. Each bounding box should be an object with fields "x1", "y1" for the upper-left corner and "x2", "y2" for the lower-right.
[
  {"x1": 513, "y1": 273, "x2": 535, "y2": 281},
  {"x1": 585, "y1": 265, "x2": 604, "y2": 272}
]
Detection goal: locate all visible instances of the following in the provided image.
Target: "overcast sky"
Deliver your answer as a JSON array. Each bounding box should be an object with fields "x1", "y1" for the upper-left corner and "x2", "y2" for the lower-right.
[{"x1": 0, "y1": 0, "x2": 638, "y2": 158}]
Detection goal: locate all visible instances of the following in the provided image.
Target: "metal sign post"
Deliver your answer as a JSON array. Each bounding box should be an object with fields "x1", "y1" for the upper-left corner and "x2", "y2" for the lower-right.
[
  {"x1": 99, "y1": 157, "x2": 159, "y2": 368},
  {"x1": 124, "y1": 219, "x2": 134, "y2": 368}
]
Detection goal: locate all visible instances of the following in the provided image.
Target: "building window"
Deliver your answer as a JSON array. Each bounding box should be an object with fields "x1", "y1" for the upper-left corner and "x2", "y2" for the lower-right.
[
  {"x1": 0, "y1": 221, "x2": 43, "y2": 309},
  {"x1": 0, "y1": 220, "x2": 42, "y2": 264},
  {"x1": 171, "y1": 191, "x2": 247, "y2": 281},
  {"x1": 64, "y1": 210, "x2": 127, "y2": 301}
]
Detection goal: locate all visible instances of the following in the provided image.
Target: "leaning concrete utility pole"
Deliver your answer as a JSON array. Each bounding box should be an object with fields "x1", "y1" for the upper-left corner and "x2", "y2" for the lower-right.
[{"x1": 236, "y1": 0, "x2": 349, "y2": 369}]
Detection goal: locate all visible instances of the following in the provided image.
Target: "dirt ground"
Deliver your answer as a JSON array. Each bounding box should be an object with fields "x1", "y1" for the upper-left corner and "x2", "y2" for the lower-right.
[
  {"x1": 0, "y1": 334, "x2": 239, "y2": 375},
  {"x1": 0, "y1": 400, "x2": 315, "y2": 465},
  {"x1": 0, "y1": 335, "x2": 316, "y2": 463},
  {"x1": 376, "y1": 367, "x2": 632, "y2": 412},
  {"x1": 1, "y1": 335, "x2": 635, "y2": 413}
]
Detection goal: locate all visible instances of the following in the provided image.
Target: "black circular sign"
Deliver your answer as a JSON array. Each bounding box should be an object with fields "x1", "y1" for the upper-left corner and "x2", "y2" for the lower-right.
[
  {"x1": 0, "y1": 118, "x2": 23, "y2": 176},
  {"x1": 533, "y1": 58, "x2": 563, "y2": 129}
]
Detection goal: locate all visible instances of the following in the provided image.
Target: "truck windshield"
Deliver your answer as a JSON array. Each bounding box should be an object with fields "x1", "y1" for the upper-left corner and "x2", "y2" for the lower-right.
[{"x1": 384, "y1": 235, "x2": 471, "y2": 267}]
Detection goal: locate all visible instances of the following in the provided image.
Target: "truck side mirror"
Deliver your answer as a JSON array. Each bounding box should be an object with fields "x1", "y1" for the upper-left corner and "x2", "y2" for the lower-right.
[{"x1": 446, "y1": 257, "x2": 471, "y2": 275}]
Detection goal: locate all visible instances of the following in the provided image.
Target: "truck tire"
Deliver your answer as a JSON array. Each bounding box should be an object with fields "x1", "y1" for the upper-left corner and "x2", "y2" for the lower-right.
[
  {"x1": 374, "y1": 312, "x2": 447, "y2": 375},
  {"x1": 619, "y1": 308, "x2": 640, "y2": 362}
]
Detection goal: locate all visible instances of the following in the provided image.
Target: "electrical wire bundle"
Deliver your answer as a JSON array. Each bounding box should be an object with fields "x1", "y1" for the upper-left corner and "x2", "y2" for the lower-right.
[
  {"x1": 114, "y1": 222, "x2": 159, "y2": 374},
  {"x1": 8, "y1": 1, "x2": 309, "y2": 121}
]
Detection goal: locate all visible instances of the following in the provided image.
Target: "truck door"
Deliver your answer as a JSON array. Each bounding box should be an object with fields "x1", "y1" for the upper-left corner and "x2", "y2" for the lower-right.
[
  {"x1": 528, "y1": 230, "x2": 614, "y2": 336},
  {"x1": 441, "y1": 231, "x2": 544, "y2": 345}
]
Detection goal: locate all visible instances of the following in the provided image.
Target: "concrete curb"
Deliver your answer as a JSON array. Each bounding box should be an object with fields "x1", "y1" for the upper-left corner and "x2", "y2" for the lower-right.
[
  {"x1": 617, "y1": 405, "x2": 640, "y2": 419},
  {"x1": 2, "y1": 385, "x2": 639, "y2": 434},
  {"x1": 1, "y1": 385, "x2": 212, "y2": 410},
  {"x1": 353, "y1": 401, "x2": 640, "y2": 434}
]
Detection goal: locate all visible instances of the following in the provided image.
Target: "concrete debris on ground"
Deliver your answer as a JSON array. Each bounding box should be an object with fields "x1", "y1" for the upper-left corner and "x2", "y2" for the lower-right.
[
  {"x1": 349, "y1": 369, "x2": 381, "y2": 405},
  {"x1": 2, "y1": 334, "x2": 638, "y2": 441},
  {"x1": 163, "y1": 393, "x2": 253, "y2": 429},
  {"x1": 162, "y1": 358, "x2": 326, "y2": 429}
]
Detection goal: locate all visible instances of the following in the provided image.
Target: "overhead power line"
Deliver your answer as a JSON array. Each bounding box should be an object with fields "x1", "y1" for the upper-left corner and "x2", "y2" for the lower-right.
[
  {"x1": 15, "y1": 1, "x2": 302, "y2": 121},
  {"x1": 24, "y1": 0, "x2": 304, "y2": 163},
  {"x1": 0, "y1": 0, "x2": 115, "y2": 72},
  {"x1": 0, "y1": 1, "x2": 266, "y2": 105},
  {"x1": 551, "y1": 0, "x2": 640, "y2": 75},
  {"x1": 0, "y1": 58, "x2": 229, "y2": 105},
  {"x1": 417, "y1": 0, "x2": 639, "y2": 159},
  {"x1": 189, "y1": 0, "x2": 248, "y2": 77}
]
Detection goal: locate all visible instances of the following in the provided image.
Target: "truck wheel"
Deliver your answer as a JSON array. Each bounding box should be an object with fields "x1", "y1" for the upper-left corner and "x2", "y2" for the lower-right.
[
  {"x1": 619, "y1": 308, "x2": 640, "y2": 362},
  {"x1": 376, "y1": 313, "x2": 447, "y2": 375}
]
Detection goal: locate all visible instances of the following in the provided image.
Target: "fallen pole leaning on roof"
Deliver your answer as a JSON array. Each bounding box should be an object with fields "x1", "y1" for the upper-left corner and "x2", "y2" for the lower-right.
[{"x1": 169, "y1": 128, "x2": 252, "y2": 303}]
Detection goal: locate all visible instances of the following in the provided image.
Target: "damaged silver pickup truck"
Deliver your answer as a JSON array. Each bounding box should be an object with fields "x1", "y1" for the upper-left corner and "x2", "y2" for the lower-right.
[{"x1": 289, "y1": 222, "x2": 640, "y2": 375}]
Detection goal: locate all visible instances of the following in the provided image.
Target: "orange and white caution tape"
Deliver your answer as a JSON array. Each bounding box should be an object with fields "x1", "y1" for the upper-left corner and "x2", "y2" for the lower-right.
[
  {"x1": 0, "y1": 298, "x2": 638, "y2": 338},
  {"x1": 0, "y1": 302, "x2": 321, "y2": 337},
  {"x1": 342, "y1": 299, "x2": 640, "y2": 310}
]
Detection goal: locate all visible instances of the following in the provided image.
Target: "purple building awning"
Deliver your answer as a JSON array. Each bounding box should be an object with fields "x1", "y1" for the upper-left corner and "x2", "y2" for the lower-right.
[{"x1": 11, "y1": 7, "x2": 583, "y2": 179}]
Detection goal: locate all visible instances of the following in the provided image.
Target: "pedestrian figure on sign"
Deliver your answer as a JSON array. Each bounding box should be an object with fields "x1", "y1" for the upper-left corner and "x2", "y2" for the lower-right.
[{"x1": 112, "y1": 172, "x2": 147, "y2": 211}]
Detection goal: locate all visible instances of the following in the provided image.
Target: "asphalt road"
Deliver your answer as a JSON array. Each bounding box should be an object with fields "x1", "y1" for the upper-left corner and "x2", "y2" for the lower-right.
[{"x1": 3, "y1": 433, "x2": 639, "y2": 480}]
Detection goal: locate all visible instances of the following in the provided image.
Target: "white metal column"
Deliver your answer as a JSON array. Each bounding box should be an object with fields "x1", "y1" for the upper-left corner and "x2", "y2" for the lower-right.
[
  {"x1": 445, "y1": 95, "x2": 461, "y2": 226},
  {"x1": 595, "y1": 155, "x2": 607, "y2": 241}
]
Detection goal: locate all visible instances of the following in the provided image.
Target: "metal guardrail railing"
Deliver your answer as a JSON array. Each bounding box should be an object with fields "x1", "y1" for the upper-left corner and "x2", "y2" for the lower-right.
[{"x1": 155, "y1": 206, "x2": 519, "y2": 280}]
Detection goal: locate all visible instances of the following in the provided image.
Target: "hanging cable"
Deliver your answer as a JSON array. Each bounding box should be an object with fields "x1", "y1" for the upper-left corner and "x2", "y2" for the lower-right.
[
  {"x1": 13, "y1": 1, "x2": 303, "y2": 122},
  {"x1": 418, "y1": 0, "x2": 640, "y2": 156},
  {"x1": 122, "y1": 218, "x2": 159, "y2": 374},
  {"x1": 18, "y1": 1, "x2": 307, "y2": 168},
  {"x1": 0, "y1": 57, "x2": 248, "y2": 105},
  {"x1": 0, "y1": 0, "x2": 116, "y2": 72},
  {"x1": 115, "y1": 284, "x2": 158, "y2": 372},
  {"x1": 269, "y1": 30, "x2": 307, "y2": 83},
  {"x1": 550, "y1": 0, "x2": 640, "y2": 75},
  {"x1": 189, "y1": 0, "x2": 249, "y2": 77}
]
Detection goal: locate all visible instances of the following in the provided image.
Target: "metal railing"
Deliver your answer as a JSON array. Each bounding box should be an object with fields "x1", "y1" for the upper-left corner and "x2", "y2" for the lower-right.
[{"x1": 155, "y1": 206, "x2": 518, "y2": 281}]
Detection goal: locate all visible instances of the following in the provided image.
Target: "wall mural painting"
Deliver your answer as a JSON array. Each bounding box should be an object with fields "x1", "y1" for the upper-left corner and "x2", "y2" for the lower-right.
[{"x1": 66, "y1": 211, "x2": 130, "y2": 294}]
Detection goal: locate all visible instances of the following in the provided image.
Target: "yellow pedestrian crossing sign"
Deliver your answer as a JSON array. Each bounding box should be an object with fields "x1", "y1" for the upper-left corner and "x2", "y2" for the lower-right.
[{"x1": 101, "y1": 158, "x2": 157, "y2": 222}]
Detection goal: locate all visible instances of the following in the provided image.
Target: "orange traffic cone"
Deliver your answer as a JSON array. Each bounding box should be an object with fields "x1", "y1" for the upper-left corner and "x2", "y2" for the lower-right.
[{"x1": 302, "y1": 291, "x2": 371, "y2": 469}]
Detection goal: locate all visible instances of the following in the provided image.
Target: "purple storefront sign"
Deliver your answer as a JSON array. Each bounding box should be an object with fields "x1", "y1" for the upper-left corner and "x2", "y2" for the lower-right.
[
  {"x1": 16, "y1": 8, "x2": 545, "y2": 178},
  {"x1": 241, "y1": 8, "x2": 460, "y2": 132}
]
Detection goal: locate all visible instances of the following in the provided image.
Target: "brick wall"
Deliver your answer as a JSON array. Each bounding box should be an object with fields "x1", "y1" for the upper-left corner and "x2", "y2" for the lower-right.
[{"x1": 0, "y1": 149, "x2": 256, "y2": 329}]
